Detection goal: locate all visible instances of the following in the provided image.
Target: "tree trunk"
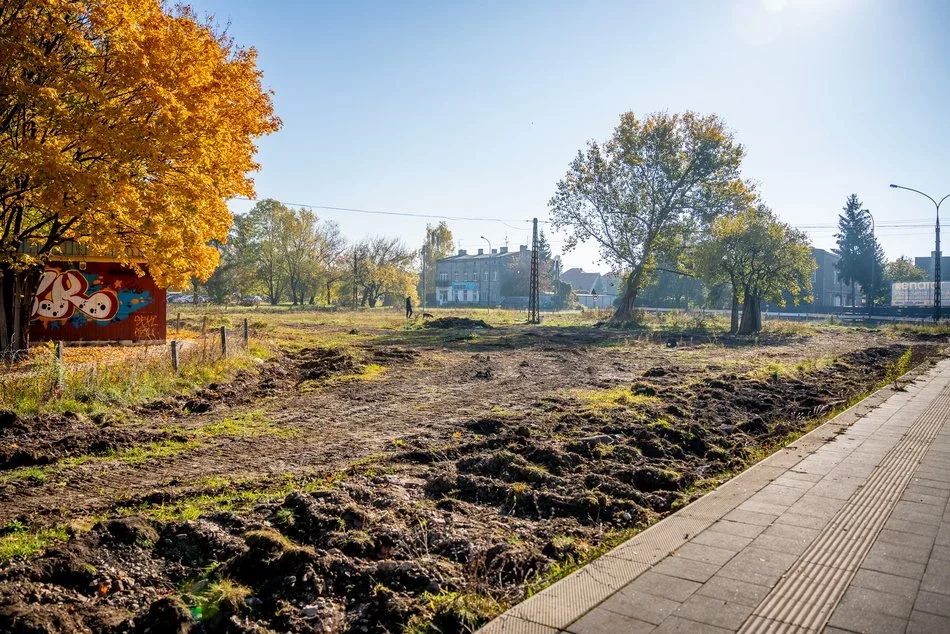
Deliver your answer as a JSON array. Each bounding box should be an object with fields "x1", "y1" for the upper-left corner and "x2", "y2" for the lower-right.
[
  {"x1": 1, "y1": 267, "x2": 41, "y2": 355},
  {"x1": 730, "y1": 292, "x2": 739, "y2": 334},
  {"x1": 610, "y1": 267, "x2": 646, "y2": 323},
  {"x1": 738, "y1": 295, "x2": 762, "y2": 334}
]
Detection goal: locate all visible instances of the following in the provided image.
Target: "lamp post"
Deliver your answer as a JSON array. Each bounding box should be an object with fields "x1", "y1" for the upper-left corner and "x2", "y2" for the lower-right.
[
  {"x1": 480, "y1": 236, "x2": 492, "y2": 310},
  {"x1": 890, "y1": 184, "x2": 950, "y2": 322},
  {"x1": 863, "y1": 209, "x2": 875, "y2": 321}
]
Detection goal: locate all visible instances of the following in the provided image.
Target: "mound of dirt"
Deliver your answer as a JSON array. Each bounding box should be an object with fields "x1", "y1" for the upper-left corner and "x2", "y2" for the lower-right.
[
  {"x1": 424, "y1": 317, "x2": 492, "y2": 330},
  {"x1": 292, "y1": 348, "x2": 363, "y2": 381}
]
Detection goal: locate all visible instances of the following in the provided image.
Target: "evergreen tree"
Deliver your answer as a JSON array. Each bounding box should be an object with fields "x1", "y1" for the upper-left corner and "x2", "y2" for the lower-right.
[
  {"x1": 834, "y1": 194, "x2": 885, "y2": 309},
  {"x1": 536, "y1": 230, "x2": 553, "y2": 260}
]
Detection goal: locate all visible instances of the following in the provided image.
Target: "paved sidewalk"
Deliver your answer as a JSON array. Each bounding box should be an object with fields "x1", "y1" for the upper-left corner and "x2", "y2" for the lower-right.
[{"x1": 481, "y1": 357, "x2": 950, "y2": 633}]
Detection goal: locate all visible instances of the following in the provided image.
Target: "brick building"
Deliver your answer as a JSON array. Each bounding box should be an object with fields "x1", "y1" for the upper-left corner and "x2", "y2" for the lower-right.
[{"x1": 434, "y1": 245, "x2": 532, "y2": 306}]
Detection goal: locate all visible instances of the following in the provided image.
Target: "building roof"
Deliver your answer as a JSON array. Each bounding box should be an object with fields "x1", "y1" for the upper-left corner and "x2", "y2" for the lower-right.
[
  {"x1": 560, "y1": 268, "x2": 602, "y2": 293},
  {"x1": 437, "y1": 246, "x2": 529, "y2": 262}
]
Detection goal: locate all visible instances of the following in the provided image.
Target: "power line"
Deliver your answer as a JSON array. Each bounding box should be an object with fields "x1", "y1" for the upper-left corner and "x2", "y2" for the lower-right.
[{"x1": 230, "y1": 196, "x2": 551, "y2": 225}]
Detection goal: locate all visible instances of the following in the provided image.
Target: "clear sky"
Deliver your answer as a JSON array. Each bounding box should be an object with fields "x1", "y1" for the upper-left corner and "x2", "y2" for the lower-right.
[{"x1": 190, "y1": 0, "x2": 949, "y2": 273}]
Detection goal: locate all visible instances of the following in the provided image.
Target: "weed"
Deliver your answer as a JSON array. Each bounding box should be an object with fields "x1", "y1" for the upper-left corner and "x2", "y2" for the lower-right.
[{"x1": 405, "y1": 591, "x2": 505, "y2": 634}]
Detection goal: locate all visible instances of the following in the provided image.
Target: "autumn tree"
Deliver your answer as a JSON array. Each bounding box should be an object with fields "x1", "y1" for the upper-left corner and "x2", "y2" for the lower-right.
[
  {"x1": 418, "y1": 222, "x2": 454, "y2": 303},
  {"x1": 885, "y1": 256, "x2": 928, "y2": 283},
  {"x1": 278, "y1": 209, "x2": 345, "y2": 305},
  {"x1": 694, "y1": 206, "x2": 815, "y2": 334},
  {"x1": 549, "y1": 111, "x2": 752, "y2": 323},
  {"x1": 880, "y1": 256, "x2": 928, "y2": 305},
  {"x1": 353, "y1": 236, "x2": 417, "y2": 308},
  {"x1": 834, "y1": 194, "x2": 884, "y2": 310},
  {"x1": 0, "y1": 0, "x2": 279, "y2": 351},
  {"x1": 245, "y1": 200, "x2": 293, "y2": 305}
]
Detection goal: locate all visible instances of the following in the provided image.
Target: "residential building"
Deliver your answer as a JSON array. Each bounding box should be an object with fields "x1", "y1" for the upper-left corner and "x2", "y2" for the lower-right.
[
  {"x1": 434, "y1": 245, "x2": 531, "y2": 306},
  {"x1": 913, "y1": 254, "x2": 950, "y2": 282},
  {"x1": 807, "y1": 247, "x2": 860, "y2": 308}
]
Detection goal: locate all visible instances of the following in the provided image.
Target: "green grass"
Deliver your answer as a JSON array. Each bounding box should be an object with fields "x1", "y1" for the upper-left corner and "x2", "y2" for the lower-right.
[
  {"x1": 570, "y1": 386, "x2": 661, "y2": 410},
  {"x1": 0, "y1": 522, "x2": 69, "y2": 564},
  {"x1": 197, "y1": 409, "x2": 298, "y2": 439}
]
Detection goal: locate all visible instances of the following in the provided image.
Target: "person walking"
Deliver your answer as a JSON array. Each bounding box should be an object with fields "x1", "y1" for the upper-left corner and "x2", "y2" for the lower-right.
[{"x1": 405, "y1": 296, "x2": 413, "y2": 319}]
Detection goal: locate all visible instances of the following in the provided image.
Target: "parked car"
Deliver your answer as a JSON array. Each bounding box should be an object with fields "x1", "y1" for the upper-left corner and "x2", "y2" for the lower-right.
[
  {"x1": 241, "y1": 295, "x2": 263, "y2": 306},
  {"x1": 170, "y1": 294, "x2": 193, "y2": 304}
]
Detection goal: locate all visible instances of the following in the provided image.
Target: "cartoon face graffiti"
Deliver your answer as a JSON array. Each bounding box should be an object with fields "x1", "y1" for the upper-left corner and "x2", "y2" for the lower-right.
[{"x1": 31, "y1": 270, "x2": 120, "y2": 322}]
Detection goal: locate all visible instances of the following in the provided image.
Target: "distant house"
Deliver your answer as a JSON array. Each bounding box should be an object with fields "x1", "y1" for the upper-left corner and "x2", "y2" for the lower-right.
[
  {"x1": 559, "y1": 268, "x2": 623, "y2": 308},
  {"x1": 27, "y1": 241, "x2": 166, "y2": 343},
  {"x1": 434, "y1": 245, "x2": 532, "y2": 306}
]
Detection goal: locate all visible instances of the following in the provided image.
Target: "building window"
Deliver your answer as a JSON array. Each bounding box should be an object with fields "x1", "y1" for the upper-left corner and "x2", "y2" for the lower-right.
[
  {"x1": 493, "y1": 271, "x2": 498, "y2": 282},
  {"x1": 463, "y1": 289, "x2": 468, "y2": 301},
  {"x1": 438, "y1": 272, "x2": 448, "y2": 282},
  {"x1": 454, "y1": 270, "x2": 459, "y2": 281},
  {"x1": 483, "y1": 270, "x2": 489, "y2": 281}
]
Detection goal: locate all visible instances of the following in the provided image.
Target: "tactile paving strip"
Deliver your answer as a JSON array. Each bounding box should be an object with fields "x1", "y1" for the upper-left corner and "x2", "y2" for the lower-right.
[{"x1": 739, "y1": 384, "x2": 950, "y2": 633}]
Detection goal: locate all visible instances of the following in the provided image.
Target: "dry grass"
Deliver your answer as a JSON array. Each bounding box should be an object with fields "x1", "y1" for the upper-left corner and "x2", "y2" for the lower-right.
[{"x1": 0, "y1": 331, "x2": 261, "y2": 417}]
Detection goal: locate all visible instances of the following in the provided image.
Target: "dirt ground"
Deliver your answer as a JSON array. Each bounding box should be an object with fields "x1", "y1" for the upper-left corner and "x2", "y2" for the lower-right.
[{"x1": 0, "y1": 315, "x2": 945, "y2": 633}]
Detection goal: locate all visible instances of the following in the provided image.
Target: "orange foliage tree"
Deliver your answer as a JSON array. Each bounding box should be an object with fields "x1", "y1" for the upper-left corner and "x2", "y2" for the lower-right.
[{"x1": 0, "y1": 0, "x2": 280, "y2": 352}]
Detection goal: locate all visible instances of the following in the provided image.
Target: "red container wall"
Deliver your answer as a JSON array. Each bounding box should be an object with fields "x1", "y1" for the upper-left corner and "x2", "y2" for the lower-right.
[{"x1": 29, "y1": 261, "x2": 166, "y2": 343}]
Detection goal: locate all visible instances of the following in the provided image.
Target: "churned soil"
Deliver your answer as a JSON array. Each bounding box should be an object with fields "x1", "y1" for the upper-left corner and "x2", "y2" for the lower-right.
[{"x1": 0, "y1": 322, "x2": 944, "y2": 633}]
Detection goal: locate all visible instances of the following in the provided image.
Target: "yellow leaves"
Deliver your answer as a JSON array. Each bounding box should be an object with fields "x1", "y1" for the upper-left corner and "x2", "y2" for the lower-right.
[{"x1": 1, "y1": 0, "x2": 280, "y2": 288}]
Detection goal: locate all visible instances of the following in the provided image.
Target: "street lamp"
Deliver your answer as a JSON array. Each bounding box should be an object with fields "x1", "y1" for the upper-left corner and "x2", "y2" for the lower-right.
[
  {"x1": 480, "y1": 236, "x2": 492, "y2": 309},
  {"x1": 890, "y1": 184, "x2": 950, "y2": 322},
  {"x1": 863, "y1": 209, "x2": 875, "y2": 321}
]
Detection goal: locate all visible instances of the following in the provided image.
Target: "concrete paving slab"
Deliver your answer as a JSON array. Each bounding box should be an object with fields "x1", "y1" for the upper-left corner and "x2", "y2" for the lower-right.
[{"x1": 480, "y1": 356, "x2": 950, "y2": 633}]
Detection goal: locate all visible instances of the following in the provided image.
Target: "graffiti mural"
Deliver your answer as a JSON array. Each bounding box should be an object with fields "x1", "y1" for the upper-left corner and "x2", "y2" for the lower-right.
[
  {"x1": 29, "y1": 261, "x2": 166, "y2": 343},
  {"x1": 31, "y1": 269, "x2": 120, "y2": 322},
  {"x1": 31, "y1": 267, "x2": 153, "y2": 329}
]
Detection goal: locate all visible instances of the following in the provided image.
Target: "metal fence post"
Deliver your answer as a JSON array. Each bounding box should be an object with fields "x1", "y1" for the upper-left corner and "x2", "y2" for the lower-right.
[
  {"x1": 171, "y1": 340, "x2": 179, "y2": 373},
  {"x1": 220, "y1": 326, "x2": 227, "y2": 357},
  {"x1": 243, "y1": 318, "x2": 249, "y2": 348}
]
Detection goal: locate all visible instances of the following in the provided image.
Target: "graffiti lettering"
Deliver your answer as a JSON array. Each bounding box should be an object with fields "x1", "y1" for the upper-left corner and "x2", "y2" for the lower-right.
[{"x1": 31, "y1": 270, "x2": 120, "y2": 322}]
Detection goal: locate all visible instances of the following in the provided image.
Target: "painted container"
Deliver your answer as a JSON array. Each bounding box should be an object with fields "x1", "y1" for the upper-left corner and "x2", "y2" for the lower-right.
[{"x1": 29, "y1": 260, "x2": 167, "y2": 343}]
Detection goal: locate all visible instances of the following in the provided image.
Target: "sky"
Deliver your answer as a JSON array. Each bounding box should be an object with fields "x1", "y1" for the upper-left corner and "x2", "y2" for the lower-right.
[{"x1": 189, "y1": 0, "x2": 950, "y2": 274}]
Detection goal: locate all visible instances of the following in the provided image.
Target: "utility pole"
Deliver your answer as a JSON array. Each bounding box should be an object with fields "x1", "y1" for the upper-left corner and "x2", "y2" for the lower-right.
[
  {"x1": 481, "y1": 236, "x2": 492, "y2": 310},
  {"x1": 890, "y1": 185, "x2": 950, "y2": 322},
  {"x1": 353, "y1": 248, "x2": 358, "y2": 309},
  {"x1": 554, "y1": 256, "x2": 561, "y2": 310},
  {"x1": 529, "y1": 218, "x2": 540, "y2": 323}
]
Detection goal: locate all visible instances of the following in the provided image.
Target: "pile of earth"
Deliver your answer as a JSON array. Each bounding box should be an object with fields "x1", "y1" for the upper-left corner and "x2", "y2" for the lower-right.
[
  {"x1": 291, "y1": 348, "x2": 364, "y2": 382},
  {"x1": 424, "y1": 317, "x2": 492, "y2": 330},
  {"x1": 0, "y1": 343, "x2": 940, "y2": 633}
]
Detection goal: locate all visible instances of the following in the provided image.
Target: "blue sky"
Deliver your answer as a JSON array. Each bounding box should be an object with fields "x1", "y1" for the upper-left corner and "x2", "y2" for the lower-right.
[{"x1": 192, "y1": 0, "x2": 950, "y2": 273}]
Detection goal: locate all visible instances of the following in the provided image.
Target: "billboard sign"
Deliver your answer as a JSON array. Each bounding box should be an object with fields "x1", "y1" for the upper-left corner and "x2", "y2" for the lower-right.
[{"x1": 891, "y1": 281, "x2": 950, "y2": 307}]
